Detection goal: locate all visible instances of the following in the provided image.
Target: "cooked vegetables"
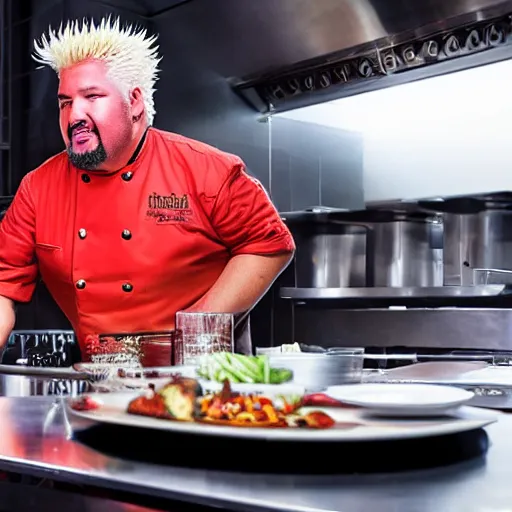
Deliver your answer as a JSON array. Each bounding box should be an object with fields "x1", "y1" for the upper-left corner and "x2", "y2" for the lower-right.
[
  {"x1": 196, "y1": 352, "x2": 293, "y2": 384},
  {"x1": 125, "y1": 377, "x2": 337, "y2": 429},
  {"x1": 198, "y1": 381, "x2": 298, "y2": 427}
]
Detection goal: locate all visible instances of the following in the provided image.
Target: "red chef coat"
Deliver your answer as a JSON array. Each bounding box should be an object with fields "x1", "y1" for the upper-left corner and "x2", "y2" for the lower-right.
[{"x1": 0, "y1": 128, "x2": 295, "y2": 352}]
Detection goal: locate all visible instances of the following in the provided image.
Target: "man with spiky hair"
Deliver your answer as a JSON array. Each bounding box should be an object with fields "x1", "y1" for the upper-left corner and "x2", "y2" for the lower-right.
[{"x1": 0, "y1": 17, "x2": 295, "y2": 357}]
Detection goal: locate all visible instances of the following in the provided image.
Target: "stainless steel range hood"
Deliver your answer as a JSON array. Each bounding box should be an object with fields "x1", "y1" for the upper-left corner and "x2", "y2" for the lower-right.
[
  {"x1": 193, "y1": 0, "x2": 512, "y2": 112},
  {"x1": 114, "y1": 0, "x2": 512, "y2": 112}
]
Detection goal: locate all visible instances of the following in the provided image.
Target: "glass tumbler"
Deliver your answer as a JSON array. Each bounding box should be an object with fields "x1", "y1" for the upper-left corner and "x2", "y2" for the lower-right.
[{"x1": 175, "y1": 312, "x2": 234, "y2": 365}]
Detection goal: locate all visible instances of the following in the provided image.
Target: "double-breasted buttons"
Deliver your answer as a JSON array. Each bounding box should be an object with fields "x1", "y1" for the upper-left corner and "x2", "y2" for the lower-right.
[
  {"x1": 121, "y1": 172, "x2": 133, "y2": 182},
  {"x1": 122, "y1": 283, "x2": 133, "y2": 292},
  {"x1": 78, "y1": 228, "x2": 87, "y2": 239},
  {"x1": 121, "y1": 229, "x2": 132, "y2": 240},
  {"x1": 76, "y1": 279, "x2": 86, "y2": 290},
  {"x1": 81, "y1": 174, "x2": 91, "y2": 183}
]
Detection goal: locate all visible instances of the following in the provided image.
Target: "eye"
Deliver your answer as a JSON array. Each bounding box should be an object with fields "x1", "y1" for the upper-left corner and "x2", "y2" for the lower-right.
[
  {"x1": 86, "y1": 94, "x2": 102, "y2": 100},
  {"x1": 59, "y1": 101, "x2": 71, "y2": 109}
]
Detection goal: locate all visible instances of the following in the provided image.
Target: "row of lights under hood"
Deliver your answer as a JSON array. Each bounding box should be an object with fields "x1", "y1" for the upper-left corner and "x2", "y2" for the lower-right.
[{"x1": 236, "y1": 14, "x2": 512, "y2": 112}]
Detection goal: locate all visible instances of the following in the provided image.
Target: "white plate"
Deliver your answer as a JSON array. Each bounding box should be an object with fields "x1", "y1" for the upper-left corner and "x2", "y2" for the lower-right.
[
  {"x1": 327, "y1": 383, "x2": 475, "y2": 417},
  {"x1": 67, "y1": 390, "x2": 497, "y2": 442}
]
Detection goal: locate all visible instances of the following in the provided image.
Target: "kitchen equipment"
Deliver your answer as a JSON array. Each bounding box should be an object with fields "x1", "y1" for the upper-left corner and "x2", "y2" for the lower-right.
[
  {"x1": 370, "y1": 210, "x2": 443, "y2": 287},
  {"x1": 2, "y1": 330, "x2": 79, "y2": 367},
  {"x1": 281, "y1": 208, "x2": 443, "y2": 289},
  {"x1": 281, "y1": 209, "x2": 368, "y2": 288},
  {"x1": 267, "y1": 349, "x2": 364, "y2": 390},
  {"x1": 278, "y1": 194, "x2": 512, "y2": 360},
  {"x1": 419, "y1": 193, "x2": 512, "y2": 285},
  {"x1": 0, "y1": 365, "x2": 90, "y2": 397}
]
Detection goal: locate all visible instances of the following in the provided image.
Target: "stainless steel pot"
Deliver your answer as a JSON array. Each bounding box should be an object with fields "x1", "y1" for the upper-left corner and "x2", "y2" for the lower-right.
[
  {"x1": 419, "y1": 195, "x2": 512, "y2": 285},
  {"x1": 281, "y1": 209, "x2": 368, "y2": 288},
  {"x1": 371, "y1": 211, "x2": 444, "y2": 287},
  {"x1": 282, "y1": 208, "x2": 443, "y2": 288}
]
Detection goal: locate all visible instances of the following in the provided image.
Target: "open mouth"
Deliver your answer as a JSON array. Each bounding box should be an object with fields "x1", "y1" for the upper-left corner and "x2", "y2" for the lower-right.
[{"x1": 72, "y1": 128, "x2": 96, "y2": 145}]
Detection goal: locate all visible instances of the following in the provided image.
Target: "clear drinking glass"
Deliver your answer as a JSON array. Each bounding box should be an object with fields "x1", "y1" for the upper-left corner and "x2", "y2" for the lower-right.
[{"x1": 175, "y1": 312, "x2": 234, "y2": 365}]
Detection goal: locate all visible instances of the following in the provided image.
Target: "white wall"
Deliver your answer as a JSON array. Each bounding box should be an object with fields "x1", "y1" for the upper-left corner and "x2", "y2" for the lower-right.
[{"x1": 278, "y1": 59, "x2": 512, "y2": 202}]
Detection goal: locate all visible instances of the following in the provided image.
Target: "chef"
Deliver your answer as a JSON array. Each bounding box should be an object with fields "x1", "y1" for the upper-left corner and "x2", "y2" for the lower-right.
[{"x1": 0, "y1": 17, "x2": 295, "y2": 357}]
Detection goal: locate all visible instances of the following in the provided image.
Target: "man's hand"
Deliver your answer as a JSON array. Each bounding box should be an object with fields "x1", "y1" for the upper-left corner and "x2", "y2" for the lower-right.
[
  {"x1": 186, "y1": 252, "x2": 293, "y2": 314},
  {"x1": 0, "y1": 295, "x2": 15, "y2": 348}
]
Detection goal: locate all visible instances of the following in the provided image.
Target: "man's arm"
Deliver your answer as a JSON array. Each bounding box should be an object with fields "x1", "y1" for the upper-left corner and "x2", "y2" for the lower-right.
[
  {"x1": 0, "y1": 173, "x2": 38, "y2": 346},
  {"x1": 0, "y1": 296, "x2": 15, "y2": 347},
  {"x1": 187, "y1": 160, "x2": 295, "y2": 315},
  {"x1": 186, "y1": 252, "x2": 293, "y2": 314}
]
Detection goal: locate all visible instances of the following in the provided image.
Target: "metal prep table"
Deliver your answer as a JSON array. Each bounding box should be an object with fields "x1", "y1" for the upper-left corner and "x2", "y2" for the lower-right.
[{"x1": 0, "y1": 395, "x2": 509, "y2": 512}]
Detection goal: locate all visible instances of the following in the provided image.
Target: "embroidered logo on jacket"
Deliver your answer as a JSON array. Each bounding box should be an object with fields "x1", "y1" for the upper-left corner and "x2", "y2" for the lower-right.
[{"x1": 146, "y1": 192, "x2": 192, "y2": 224}]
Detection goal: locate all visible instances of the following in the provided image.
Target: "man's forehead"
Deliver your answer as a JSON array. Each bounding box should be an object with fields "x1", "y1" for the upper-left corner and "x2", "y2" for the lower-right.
[{"x1": 58, "y1": 61, "x2": 112, "y2": 95}]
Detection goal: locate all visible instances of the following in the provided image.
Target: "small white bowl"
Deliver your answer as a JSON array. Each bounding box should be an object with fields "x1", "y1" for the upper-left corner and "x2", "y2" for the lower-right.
[{"x1": 268, "y1": 349, "x2": 364, "y2": 391}]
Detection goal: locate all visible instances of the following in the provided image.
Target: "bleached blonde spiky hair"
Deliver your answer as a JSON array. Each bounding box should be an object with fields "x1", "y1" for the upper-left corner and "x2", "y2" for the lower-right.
[{"x1": 32, "y1": 17, "x2": 161, "y2": 125}]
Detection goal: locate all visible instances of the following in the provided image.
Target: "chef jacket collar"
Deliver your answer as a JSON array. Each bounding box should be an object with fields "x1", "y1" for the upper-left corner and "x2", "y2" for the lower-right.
[{"x1": 126, "y1": 127, "x2": 149, "y2": 165}]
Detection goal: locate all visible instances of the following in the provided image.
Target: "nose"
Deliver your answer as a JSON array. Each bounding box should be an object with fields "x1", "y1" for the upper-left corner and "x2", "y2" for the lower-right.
[{"x1": 69, "y1": 98, "x2": 90, "y2": 128}]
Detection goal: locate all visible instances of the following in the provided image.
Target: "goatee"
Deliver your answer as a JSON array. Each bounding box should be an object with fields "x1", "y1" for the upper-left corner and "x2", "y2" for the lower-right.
[{"x1": 67, "y1": 141, "x2": 107, "y2": 171}]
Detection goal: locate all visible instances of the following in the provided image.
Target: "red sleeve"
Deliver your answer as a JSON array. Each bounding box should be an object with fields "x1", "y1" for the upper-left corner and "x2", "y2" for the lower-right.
[
  {"x1": 211, "y1": 164, "x2": 295, "y2": 256},
  {"x1": 0, "y1": 174, "x2": 38, "y2": 302}
]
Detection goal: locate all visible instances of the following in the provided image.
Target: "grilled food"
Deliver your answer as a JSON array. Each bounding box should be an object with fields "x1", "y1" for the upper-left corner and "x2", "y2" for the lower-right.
[
  {"x1": 127, "y1": 377, "x2": 202, "y2": 421},
  {"x1": 125, "y1": 377, "x2": 337, "y2": 429}
]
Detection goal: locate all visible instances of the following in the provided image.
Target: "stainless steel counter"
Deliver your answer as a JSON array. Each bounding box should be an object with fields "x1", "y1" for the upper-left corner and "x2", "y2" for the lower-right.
[{"x1": 0, "y1": 396, "x2": 511, "y2": 511}]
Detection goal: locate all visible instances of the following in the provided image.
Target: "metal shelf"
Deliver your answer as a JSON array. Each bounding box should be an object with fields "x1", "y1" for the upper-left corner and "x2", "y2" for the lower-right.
[{"x1": 280, "y1": 285, "x2": 509, "y2": 300}]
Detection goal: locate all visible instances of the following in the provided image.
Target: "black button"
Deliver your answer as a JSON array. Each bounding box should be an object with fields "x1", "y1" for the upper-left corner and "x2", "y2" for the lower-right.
[
  {"x1": 78, "y1": 228, "x2": 87, "y2": 239},
  {"x1": 76, "y1": 279, "x2": 86, "y2": 290},
  {"x1": 122, "y1": 283, "x2": 133, "y2": 292},
  {"x1": 81, "y1": 174, "x2": 91, "y2": 183},
  {"x1": 121, "y1": 229, "x2": 132, "y2": 240},
  {"x1": 121, "y1": 172, "x2": 133, "y2": 182}
]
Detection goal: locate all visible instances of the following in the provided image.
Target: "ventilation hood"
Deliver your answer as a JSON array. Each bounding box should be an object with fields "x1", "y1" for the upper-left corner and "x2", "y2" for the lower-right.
[
  {"x1": 108, "y1": 0, "x2": 512, "y2": 112},
  {"x1": 225, "y1": 0, "x2": 512, "y2": 112}
]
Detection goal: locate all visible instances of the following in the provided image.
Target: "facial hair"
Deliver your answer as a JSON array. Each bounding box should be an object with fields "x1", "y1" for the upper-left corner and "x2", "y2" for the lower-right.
[{"x1": 66, "y1": 125, "x2": 108, "y2": 171}]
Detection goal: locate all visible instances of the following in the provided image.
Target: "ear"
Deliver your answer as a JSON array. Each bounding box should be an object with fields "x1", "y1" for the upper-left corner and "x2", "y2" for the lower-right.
[{"x1": 129, "y1": 87, "x2": 144, "y2": 121}]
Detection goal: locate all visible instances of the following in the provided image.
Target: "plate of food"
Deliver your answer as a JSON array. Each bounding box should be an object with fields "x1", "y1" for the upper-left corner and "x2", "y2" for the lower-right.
[{"x1": 67, "y1": 376, "x2": 499, "y2": 442}]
